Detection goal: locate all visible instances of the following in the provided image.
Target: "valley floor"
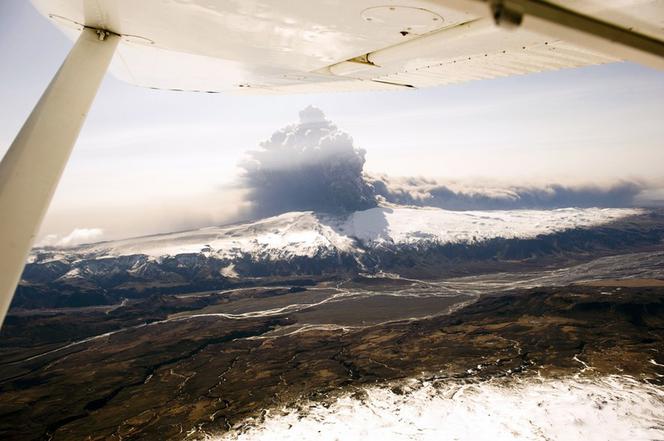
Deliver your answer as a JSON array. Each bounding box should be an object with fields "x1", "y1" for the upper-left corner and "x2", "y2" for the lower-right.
[{"x1": 0, "y1": 252, "x2": 663, "y2": 440}]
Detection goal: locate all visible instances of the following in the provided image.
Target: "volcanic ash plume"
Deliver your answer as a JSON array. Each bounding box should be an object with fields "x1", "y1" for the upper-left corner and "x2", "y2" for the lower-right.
[
  {"x1": 240, "y1": 106, "x2": 377, "y2": 218},
  {"x1": 370, "y1": 175, "x2": 646, "y2": 210}
]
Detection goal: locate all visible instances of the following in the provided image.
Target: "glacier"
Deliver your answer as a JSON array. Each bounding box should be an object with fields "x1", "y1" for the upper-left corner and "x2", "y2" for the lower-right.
[{"x1": 38, "y1": 206, "x2": 643, "y2": 260}]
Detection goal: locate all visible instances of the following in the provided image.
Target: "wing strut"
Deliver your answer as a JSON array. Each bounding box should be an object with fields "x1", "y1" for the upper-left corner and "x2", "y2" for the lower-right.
[
  {"x1": 0, "y1": 28, "x2": 118, "y2": 327},
  {"x1": 488, "y1": 0, "x2": 664, "y2": 70}
]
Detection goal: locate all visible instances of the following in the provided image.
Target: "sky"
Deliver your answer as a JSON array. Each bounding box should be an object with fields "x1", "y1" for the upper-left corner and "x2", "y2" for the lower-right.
[{"x1": 1, "y1": 0, "x2": 664, "y2": 244}]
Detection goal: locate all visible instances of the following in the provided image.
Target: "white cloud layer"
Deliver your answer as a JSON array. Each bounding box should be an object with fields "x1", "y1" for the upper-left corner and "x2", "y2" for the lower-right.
[{"x1": 38, "y1": 228, "x2": 104, "y2": 247}]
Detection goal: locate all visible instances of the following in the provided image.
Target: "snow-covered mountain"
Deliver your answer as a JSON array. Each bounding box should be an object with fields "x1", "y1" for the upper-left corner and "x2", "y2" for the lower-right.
[
  {"x1": 32, "y1": 206, "x2": 644, "y2": 260},
  {"x1": 18, "y1": 205, "x2": 663, "y2": 308}
]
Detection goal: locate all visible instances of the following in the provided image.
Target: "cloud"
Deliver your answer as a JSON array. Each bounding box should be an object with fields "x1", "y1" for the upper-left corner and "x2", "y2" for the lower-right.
[
  {"x1": 239, "y1": 106, "x2": 376, "y2": 217},
  {"x1": 37, "y1": 228, "x2": 105, "y2": 248},
  {"x1": 370, "y1": 175, "x2": 649, "y2": 210}
]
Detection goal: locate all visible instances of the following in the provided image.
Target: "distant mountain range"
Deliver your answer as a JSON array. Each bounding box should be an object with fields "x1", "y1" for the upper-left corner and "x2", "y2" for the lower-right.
[{"x1": 16, "y1": 206, "x2": 664, "y2": 308}]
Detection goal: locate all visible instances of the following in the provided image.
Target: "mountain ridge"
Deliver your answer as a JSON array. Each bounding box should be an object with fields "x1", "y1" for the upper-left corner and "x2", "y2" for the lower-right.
[{"x1": 16, "y1": 205, "x2": 664, "y2": 309}]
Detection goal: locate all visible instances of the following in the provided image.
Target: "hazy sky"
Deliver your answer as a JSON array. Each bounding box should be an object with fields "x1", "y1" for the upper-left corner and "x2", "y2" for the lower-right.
[{"x1": 1, "y1": 0, "x2": 664, "y2": 243}]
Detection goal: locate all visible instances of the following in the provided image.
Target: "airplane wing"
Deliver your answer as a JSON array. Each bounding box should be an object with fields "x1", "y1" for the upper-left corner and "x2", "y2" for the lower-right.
[{"x1": 30, "y1": 0, "x2": 664, "y2": 94}]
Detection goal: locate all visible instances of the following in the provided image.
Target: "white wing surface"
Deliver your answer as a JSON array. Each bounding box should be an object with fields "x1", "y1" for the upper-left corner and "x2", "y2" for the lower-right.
[{"x1": 29, "y1": 0, "x2": 664, "y2": 94}]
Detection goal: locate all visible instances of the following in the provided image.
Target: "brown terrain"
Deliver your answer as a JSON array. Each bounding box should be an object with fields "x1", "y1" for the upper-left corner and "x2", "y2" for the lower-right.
[{"x1": 0, "y1": 278, "x2": 663, "y2": 440}]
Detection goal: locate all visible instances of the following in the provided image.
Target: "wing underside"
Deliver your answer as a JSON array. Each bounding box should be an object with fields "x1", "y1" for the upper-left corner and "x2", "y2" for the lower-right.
[{"x1": 30, "y1": 0, "x2": 664, "y2": 94}]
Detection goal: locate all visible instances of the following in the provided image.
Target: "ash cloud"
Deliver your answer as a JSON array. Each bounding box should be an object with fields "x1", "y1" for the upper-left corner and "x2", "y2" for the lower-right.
[
  {"x1": 240, "y1": 106, "x2": 376, "y2": 217},
  {"x1": 369, "y1": 176, "x2": 646, "y2": 210},
  {"x1": 240, "y1": 105, "x2": 654, "y2": 218}
]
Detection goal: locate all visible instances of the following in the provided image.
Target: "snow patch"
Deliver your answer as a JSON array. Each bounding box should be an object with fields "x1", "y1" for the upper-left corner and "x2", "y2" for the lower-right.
[
  {"x1": 341, "y1": 207, "x2": 642, "y2": 246},
  {"x1": 211, "y1": 375, "x2": 664, "y2": 441},
  {"x1": 220, "y1": 264, "x2": 239, "y2": 278}
]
